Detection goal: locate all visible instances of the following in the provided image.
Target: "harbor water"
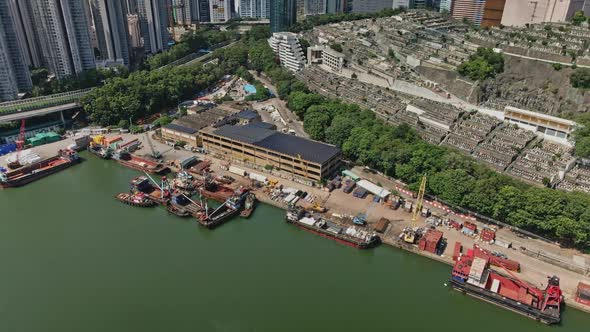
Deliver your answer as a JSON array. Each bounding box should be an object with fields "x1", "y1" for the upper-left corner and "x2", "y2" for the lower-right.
[{"x1": 1, "y1": 155, "x2": 589, "y2": 331}]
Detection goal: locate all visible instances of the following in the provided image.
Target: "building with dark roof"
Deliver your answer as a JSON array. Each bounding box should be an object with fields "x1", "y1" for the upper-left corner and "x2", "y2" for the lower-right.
[
  {"x1": 160, "y1": 107, "x2": 238, "y2": 147},
  {"x1": 201, "y1": 124, "x2": 341, "y2": 183}
]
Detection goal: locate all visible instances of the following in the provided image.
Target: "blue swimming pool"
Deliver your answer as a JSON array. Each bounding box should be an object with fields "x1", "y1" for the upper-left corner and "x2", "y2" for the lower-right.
[{"x1": 244, "y1": 84, "x2": 257, "y2": 94}]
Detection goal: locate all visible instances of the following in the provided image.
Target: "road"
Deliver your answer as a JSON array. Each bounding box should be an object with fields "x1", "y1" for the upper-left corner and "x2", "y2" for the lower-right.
[
  {"x1": 251, "y1": 71, "x2": 309, "y2": 138},
  {"x1": 0, "y1": 102, "x2": 79, "y2": 123}
]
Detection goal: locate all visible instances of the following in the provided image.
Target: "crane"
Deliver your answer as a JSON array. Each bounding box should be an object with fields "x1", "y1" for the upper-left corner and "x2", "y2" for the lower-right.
[
  {"x1": 403, "y1": 174, "x2": 427, "y2": 244},
  {"x1": 144, "y1": 132, "x2": 161, "y2": 159}
]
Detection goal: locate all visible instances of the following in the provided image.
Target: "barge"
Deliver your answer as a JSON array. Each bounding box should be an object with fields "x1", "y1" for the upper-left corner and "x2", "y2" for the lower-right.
[
  {"x1": 0, "y1": 149, "x2": 80, "y2": 188},
  {"x1": 199, "y1": 188, "x2": 249, "y2": 229},
  {"x1": 117, "y1": 153, "x2": 168, "y2": 174},
  {"x1": 285, "y1": 207, "x2": 380, "y2": 249},
  {"x1": 115, "y1": 192, "x2": 156, "y2": 207},
  {"x1": 451, "y1": 250, "x2": 562, "y2": 324},
  {"x1": 168, "y1": 193, "x2": 207, "y2": 218}
]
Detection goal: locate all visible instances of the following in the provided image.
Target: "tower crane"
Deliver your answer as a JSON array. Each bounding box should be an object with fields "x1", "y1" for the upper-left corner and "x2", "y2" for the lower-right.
[{"x1": 403, "y1": 174, "x2": 427, "y2": 244}]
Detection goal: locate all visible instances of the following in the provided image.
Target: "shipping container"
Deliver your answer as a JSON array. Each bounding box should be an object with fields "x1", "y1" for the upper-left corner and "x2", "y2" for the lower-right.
[
  {"x1": 229, "y1": 166, "x2": 246, "y2": 176},
  {"x1": 403, "y1": 201, "x2": 413, "y2": 212},
  {"x1": 375, "y1": 218, "x2": 390, "y2": 233},
  {"x1": 452, "y1": 242, "x2": 462, "y2": 261},
  {"x1": 494, "y1": 238, "x2": 512, "y2": 249},
  {"x1": 249, "y1": 172, "x2": 267, "y2": 183}
]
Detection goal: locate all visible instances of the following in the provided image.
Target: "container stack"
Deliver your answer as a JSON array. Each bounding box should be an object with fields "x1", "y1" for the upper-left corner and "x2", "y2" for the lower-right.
[
  {"x1": 480, "y1": 227, "x2": 496, "y2": 243},
  {"x1": 452, "y1": 242, "x2": 462, "y2": 261},
  {"x1": 26, "y1": 132, "x2": 61, "y2": 147},
  {"x1": 418, "y1": 229, "x2": 443, "y2": 254}
]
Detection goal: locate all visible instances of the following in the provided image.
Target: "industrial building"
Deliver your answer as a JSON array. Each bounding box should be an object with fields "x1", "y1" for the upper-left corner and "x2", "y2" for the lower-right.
[
  {"x1": 201, "y1": 124, "x2": 342, "y2": 183},
  {"x1": 161, "y1": 108, "x2": 263, "y2": 148}
]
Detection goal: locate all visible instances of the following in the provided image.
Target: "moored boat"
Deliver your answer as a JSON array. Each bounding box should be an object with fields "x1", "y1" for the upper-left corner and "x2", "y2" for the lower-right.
[
  {"x1": 0, "y1": 149, "x2": 80, "y2": 188},
  {"x1": 166, "y1": 204, "x2": 191, "y2": 217},
  {"x1": 285, "y1": 206, "x2": 380, "y2": 249},
  {"x1": 115, "y1": 192, "x2": 156, "y2": 207},
  {"x1": 199, "y1": 188, "x2": 249, "y2": 228},
  {"x1": 130, "y1": 176, "x2": 170, "y2": 205},
  {"x1": 451, "y1": 249, "x2": 562, "y2": 324},
  {"x1": 240, "y1": 193, "x2": 256, "y2": 218}
]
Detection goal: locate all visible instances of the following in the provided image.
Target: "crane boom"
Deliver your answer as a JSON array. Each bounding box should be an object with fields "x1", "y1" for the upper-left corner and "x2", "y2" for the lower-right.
[{"x1": 412, "y1": 175, "x2": 427, "y2": 228}]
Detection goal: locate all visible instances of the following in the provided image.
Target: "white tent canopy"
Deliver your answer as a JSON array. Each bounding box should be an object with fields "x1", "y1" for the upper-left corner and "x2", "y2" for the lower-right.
[{"x1": 356, "y1": 180, "x2": 390, "y2": 199}]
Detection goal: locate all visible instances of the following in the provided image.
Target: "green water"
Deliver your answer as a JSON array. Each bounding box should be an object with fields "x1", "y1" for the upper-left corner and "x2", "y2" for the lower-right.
[{"x1": 1, "y1": 155, "x2": 589, "y2": 332}]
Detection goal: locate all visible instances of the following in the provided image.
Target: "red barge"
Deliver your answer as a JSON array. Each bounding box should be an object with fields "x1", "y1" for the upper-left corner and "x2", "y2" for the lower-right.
[
  {"x1": 117, "y1": 153, "x2": 168, "y2": 174},
  {"x1": 0, "y1": 149, "x2": 80, "y2": 188},
  {"x1": 285, "y1": 207, "x2": 380, "y2": 249},
  {"x1": 451, "y1": 248, "x2": 562, "y2": 324}
]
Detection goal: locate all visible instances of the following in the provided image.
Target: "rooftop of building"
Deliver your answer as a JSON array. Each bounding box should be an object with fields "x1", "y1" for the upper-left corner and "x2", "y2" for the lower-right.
[
  {"x1": 207, "y1": 125, "x2": 341, "y2": 164},
  {"x1": 163, "y1": 123, "x2": 199, "y2": 135},
  {"x1": 172, "y1": 107, "x2": 237, "y2": 131}
]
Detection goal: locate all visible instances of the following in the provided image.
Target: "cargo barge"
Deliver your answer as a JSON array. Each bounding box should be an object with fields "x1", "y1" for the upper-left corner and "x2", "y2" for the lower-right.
[
  {"x1": 198, "y1": 183, "x2": 235, "y2": 202},
  {"x1": 285, "y1": 207, "x2": 380, "y2": 249},
  {"x1": 451, "y1": 249, "x2": 562, "y2": 324},
  {"x1": 117, "y1": 153, "x2": 168, "y2": 174},
  {"x1": 199, "y1": 188, "x2": 249, "y2": 229},
  {"x1": 0, "y1": 149, "x2": 80, "y2": 188},
  {"x1": 168, "y1": 193, "x2": 207, "y2": 218}
]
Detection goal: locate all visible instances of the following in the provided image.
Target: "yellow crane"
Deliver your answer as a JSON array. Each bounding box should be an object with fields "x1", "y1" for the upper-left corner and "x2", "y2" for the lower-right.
[{"x1": 403, "y1": 174, "x2": 427, "y2": 244}]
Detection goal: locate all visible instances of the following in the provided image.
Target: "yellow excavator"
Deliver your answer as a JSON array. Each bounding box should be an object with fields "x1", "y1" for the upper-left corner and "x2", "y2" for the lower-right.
[{"x1": 403, "y1": 175, "x2": 427, "y2": 244}]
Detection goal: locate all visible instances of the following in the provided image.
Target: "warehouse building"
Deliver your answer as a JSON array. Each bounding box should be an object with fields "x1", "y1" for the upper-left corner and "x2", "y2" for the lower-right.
[{"x1": 201, "y1": 124, "x2": 341, "y2": 183}]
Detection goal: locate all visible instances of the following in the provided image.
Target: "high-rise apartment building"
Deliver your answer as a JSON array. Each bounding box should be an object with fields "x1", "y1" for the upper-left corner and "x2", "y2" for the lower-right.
[
  {"x1": 6, "y1": 0, "x2": 43, "y2": 68},
  {"x1": 30, "y1": 0, "x2": 96, "y2": 78},
  {"x1": 270, "y1": 0, "x2": 297, "y2": 32},
  {"x1": 171, "y1": 0, "x2": 193, "y2": 25},
  {"x1": 481, "y1": 0, "x2": 505, "y2": 26},
  {"x1": 137, "y1": 0, "x2": 169, "y2": 54},
  {"x1": 0, "y1": 0, "x2": 33, "y2": 100},
  {"x1": 451, "y1": 0, "x2": 486, "y2": 24},
  {"x1": 502, "y1": 0, "x2": 588, "y2": 26},
  {"x1": 269, "y1": 32, "x2": 306, "y2": 72},
  {"x1": 127, "y1": 14, "x2": 142, "y2": 48},
  {"x1": 91, "y1": 0, "x2": 130, "y2": 66},
  {"x1": 296, "y1": 0, "x2": 306, "y2": 21},
  {"x1": 191, "y1": 0, "x2": 211, "y2": 22},
  {"x1": 306, "y1": 0, "x2": 327, "y2": 15},
  {"x1": 209, "y1": 0, "x2": 232, "y2": 23},
  {"x1": 240, "y1": 0, "x2": 270, "y2": 19},
  {"x1": 439, "y1": 0, "x2": 453, "y2": 12},
  {"x1": 326, "y1": 0, "x2": 346, "y2": 13},
  {"x1": 349, "y1": 0, "x2": 392, "y2": 13}
]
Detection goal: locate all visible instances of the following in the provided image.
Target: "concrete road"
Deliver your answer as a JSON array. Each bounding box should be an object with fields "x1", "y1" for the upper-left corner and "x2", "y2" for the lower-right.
[{"x1": 250, "y1": 71, "x2": 309, "y2": 138}]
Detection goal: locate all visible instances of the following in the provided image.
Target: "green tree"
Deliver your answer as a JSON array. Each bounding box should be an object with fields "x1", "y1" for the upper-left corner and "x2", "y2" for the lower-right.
[
  {"x1": 571, "y1": 10, "x2": 587, "y2": 26},
  {"x1": 570, "y1": 68, "x2": 590, "y2": 88},
  {"x1": 303, "y1": 106, "x2": 332, "y2": 140}
]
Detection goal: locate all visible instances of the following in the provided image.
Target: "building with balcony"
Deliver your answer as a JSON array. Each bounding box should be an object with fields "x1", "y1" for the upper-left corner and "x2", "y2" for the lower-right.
[{"x1": 269, "y1": 32, "x2": 306, "y2": 72}]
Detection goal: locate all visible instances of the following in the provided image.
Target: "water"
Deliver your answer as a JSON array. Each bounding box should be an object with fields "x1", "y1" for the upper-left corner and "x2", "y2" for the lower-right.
[
  {"x1": 1, "y1": 155, "x2": 589, "y2": 332},
  {"x1": 244, "y1": 84, "x2": 257, "y2": 94}
]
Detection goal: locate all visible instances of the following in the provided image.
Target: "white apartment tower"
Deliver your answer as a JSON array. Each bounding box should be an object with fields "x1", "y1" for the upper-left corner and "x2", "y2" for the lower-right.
[
  {"x1": 30, "y1": 0, "x2": 96, "y2": 78},
  {"x1": 137, "y1": 0, "x2": 169, "y2": 54},
  {"x1": 240, "y1": 0, "x2": 270, "y2": 19},
  {"x1": 127, "y1": 14, "x2": 142, "y2": 48},
  {"x1": 269, "y1": 32, "x2": 306, "y2": 72}
]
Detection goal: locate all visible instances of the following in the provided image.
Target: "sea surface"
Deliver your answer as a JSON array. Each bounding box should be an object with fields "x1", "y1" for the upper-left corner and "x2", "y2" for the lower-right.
[{"x1": 1, "y1": 155, "x2": 589, "y2": 331}]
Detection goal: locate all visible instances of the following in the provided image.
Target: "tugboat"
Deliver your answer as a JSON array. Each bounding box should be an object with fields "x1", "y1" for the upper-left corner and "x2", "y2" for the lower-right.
[
  {"x1": 199, "y1": 188, "x2": 249, "y2": 228},
  {"x1": 451, "y1": 249, "x2": 562, "y2": 324},
  {"x1": 285, "y1": 206, "x2": 380, "y2": 249},
  {"x1": 115, "y1": 192, "x2": 156, "y2": 207},
  {"x1": 0, "y1": 149, "x2": 81, "y2": 188},
  {"x1": 240, "y1": 193, "x2": 256, "y2": 218}
]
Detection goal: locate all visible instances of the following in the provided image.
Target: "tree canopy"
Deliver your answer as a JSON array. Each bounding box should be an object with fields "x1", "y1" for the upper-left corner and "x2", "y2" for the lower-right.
[{"x1": 457, "y1": 48, "x2": 505, "y2": 81}]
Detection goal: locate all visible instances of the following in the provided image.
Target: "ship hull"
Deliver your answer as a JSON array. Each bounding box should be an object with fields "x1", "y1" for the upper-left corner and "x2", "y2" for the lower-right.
[
  {"x1": 117, "y1": 159, "x2": 168, "y2": 174},
  {"x1": 450, "y1": 279, "x2": 560, "y2": 325},
  {"x1": 115, "y1": 193, "x2": 156, "y2": 207},
  {"x1": 1, "y1": 158, "x2": 79, "y2": 188},
  {"x1": 288, "y1": 220, "x2": 379, "y2": 249},
  {"x1": 199, "y1": 207, "x2": 240, "y2": 229}
]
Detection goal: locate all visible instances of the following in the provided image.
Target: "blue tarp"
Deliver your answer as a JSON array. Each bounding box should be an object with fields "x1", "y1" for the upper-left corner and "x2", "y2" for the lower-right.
[{"x1": 0, "y1": 143, "x2": 17, "y2": 156}]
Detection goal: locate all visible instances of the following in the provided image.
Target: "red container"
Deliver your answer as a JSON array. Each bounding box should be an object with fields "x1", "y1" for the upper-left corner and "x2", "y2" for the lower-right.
[
  {"x1": 576, "y1": 282, "x2": 590, "y2": 306},
  {"x1": 480, "y1": 228, "x2": 496, "y2": 242},
  {"x1": 463, "y1": 221, "x2": 477, "y2": 232}
]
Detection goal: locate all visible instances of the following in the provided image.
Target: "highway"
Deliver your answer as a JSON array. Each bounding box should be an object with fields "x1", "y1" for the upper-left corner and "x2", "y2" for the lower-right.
[{"x1": 0, "y1": 102, "x2": 79, "y2": 123}]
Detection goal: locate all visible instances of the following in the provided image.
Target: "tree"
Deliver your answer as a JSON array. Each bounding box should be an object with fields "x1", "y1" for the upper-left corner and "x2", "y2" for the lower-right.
[
  {"x1": 570, "y1": 68, "x2": 590, "y2": 89},
  {"x1": 457, "y1": 48, "x2": 504, "y2": 81},
  {"x1": 552, "y1": 63, "x2": 563, "y2": 71},
  {"x1": 330, "y1": 43, "x2": 343, "y2": 52},
  {"x1": 571, "y1": 10, "x2": 587, "y2": 26},
  {"x1": 303, "y1": 106, "x2": 332, "y2": 140}
]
